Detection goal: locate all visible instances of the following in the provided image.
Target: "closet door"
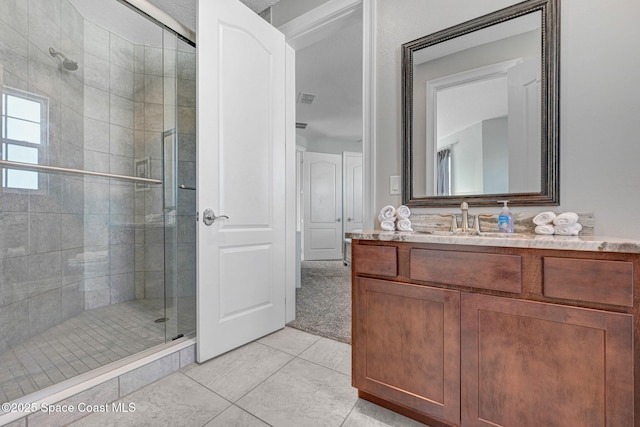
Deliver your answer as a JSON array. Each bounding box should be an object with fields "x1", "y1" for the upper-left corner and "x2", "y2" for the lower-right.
[{"x1": 303, "y1": 152, "x2": 342, "y2": 260}]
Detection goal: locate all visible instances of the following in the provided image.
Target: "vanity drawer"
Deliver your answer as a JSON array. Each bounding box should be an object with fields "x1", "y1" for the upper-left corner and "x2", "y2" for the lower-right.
[
  {"x1": 353, "y1": 245, "x2": 398, "y2": 277},
  {"x1": 543, "y1": 257, "x2": 634, "y2": 307},
  {"x1": 410, "y1": 249, "x2": 522, "y2": 293}
]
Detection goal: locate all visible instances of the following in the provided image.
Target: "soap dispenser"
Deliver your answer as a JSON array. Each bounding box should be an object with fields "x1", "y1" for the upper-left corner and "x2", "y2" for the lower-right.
[{"x1": 498, "y1": 200, "x2": 514, "y2": 233}]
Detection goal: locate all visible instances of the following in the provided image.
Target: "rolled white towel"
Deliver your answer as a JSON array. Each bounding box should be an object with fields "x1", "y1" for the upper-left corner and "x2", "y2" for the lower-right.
[
  {"x1": 380, "y1": 205, "x2": 396, "y2": 219},
  {"x1": 535, "y1": 225, "x2": 555, "y2": 235},
  {"x1": 380, "y1": 219, "x2": 396, "y2": 231},
  {"x1": 554, "y1": 223, "x2": 582, "y2": 236},
  {"x1": 397, "y1": 218, "x2": 413, "y2": 232},
  {"x1": 378, "y1": 213, "x2": 395, "y2": 223},
  {"x1": 533, "y1": 211, "x2": 556, "y2": 226},
  {"x1": 396, "y1": 205, "x2": 411, "y2": 219},
  {"x1": 553, "y1": 212, "x2": 579, "y2": 226},
  {"x1": 378, "y1": 205, "x2": 396, "y2": 222}
]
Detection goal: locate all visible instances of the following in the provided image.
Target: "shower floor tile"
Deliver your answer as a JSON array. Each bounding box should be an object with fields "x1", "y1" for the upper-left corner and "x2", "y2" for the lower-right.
[{"x1": 0, "y1": 298, "x2": 194, "y2": 404}]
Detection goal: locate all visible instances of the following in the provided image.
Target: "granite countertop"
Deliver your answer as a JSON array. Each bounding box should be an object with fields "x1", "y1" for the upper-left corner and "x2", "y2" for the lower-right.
[{"x1": 346, "y1": 230, "x2": 640, "y2": 254}]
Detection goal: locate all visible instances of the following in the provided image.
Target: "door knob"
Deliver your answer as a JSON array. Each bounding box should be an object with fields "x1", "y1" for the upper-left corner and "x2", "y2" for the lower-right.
[
  {"x1": 203, "y1": 208, "x2": 229, "y2": 226},
  {"x1": 347, "y1": 217, "x2": 352, "y2": 222},
  {"x1": 336, "y1": 218, "x2": 341, "y2": 223}
]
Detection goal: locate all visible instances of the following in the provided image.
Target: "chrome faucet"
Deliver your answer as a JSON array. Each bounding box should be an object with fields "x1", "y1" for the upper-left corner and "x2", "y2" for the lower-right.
[
  {"x1": 441, "y1": 202, "x2": 493, "y2": 233},
  {"x1": 440, "y1": 202, "x2": 470, "y2": 232},
  {"x1": 473, "y1": 213, "x2": 493, "y2": 233},
  {"x1": 460, "y1": 202, "x2": 469, "y2": 232},
  {"x1": 462, "y1": 202, "x2": 493, "y2": 233}
]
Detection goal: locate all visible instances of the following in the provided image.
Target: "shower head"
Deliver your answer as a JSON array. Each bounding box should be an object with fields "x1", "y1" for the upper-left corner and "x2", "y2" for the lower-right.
[{"x1": 49, "y1": 47, "x2": 78, "y2": 71}]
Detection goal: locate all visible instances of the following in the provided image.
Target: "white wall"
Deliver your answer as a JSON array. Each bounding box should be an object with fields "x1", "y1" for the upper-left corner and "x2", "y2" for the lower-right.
[
  {"x1": 482, "y1": 116, "x2": 509, "y2": 194},
  {"x1": 271, "y1": 0, "x2": 331, "y2": 27},
  {"x1": 439, "y1": 123, "x2": 484, "y2": 195},
  {"x1": 375, "y1": 0, "x2": 640, "y2": 238}
]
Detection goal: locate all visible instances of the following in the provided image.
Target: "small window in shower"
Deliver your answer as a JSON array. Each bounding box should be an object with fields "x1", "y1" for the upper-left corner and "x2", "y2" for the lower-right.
[{"x1": 1, "y1": 86, "x2": 49, "y2": 190}]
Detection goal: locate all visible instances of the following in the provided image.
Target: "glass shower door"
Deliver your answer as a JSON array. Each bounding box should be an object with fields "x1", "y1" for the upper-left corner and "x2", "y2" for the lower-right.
[{"x1": 0, "y1": 0, "x2": 195, "y2": 407}]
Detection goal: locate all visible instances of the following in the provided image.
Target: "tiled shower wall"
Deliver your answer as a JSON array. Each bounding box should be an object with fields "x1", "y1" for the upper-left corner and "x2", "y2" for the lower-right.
[
  {"x1": 82, "y1": 21, "x2": 180, "y2": 309},
  {"x1": 0, "y1": 0, "x2": 199, "y2": 351},
  {"x1": 0, "y1": 0, "x2": 88, "y2": 353}
]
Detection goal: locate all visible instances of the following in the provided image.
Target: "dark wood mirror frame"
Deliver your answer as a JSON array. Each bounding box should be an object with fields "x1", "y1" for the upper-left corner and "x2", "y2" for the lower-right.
[{"x1": 402, "y1": 0, "x2": 560, "y2": 207}]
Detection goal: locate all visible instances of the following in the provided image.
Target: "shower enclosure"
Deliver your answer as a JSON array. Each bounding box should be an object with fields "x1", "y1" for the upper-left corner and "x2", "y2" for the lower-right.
[{"x1": 0, "y1": 0, "x2": 196, "y2": 405}]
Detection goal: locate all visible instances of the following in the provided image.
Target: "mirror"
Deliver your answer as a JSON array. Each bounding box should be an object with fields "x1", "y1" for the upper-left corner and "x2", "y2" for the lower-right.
[{"x1": 402, "y1": 0, "x2": 559, "y2": 207}]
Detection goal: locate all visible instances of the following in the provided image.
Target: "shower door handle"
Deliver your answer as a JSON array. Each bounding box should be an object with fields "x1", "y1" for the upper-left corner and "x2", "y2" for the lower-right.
[{"x1": 203, "y1": 209, "x2": 229, "y2": 226}]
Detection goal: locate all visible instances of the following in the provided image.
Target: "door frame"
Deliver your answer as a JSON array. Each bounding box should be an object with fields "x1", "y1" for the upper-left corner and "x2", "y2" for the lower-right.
[{"x1": 285, "y1": 44, "x2": 296, "y2": 322}]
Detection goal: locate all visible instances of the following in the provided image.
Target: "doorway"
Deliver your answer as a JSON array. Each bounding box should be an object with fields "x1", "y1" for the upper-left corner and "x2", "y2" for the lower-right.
[
  {"x1": 293, "y1": 4, "x2": 363, "y2": 262},
  {"x1": 281, "y1": 1, "x2": 364, "y2": 342}
]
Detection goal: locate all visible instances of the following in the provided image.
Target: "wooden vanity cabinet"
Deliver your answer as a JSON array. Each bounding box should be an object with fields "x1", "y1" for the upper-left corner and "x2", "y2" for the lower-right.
[
  {"x1": 353, "y1": 277, "x2": 461, "y2": 425},
  {"x1": 461, "y1": 293, "x2": 633, "y2": 427},
  {"x1": 352, "y1": 240, "x2": 636, "y2": 427}
]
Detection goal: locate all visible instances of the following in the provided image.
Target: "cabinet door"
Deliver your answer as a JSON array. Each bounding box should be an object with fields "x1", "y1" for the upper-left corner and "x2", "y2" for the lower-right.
[
  {"x1": 353, "y1": 277, "x2": 460, "y2": 424},
  {"x1": 461, "y1": 293, "x2": 633, "y2": 427}
]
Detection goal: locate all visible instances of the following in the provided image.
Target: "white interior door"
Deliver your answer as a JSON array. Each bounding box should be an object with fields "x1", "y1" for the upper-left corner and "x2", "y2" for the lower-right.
[
  {"x1": 197, "y1": 0, "x2": 289, "y2": 362},
  {"x1": 343, "y1": 152, "x2": 363, "y2": 232},
  {"x1": 303, "y1": 152, "x2": 342, "y2": 260}
]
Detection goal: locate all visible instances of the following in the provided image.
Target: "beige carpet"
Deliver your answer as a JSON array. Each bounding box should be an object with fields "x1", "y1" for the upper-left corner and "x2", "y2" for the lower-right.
[{"x1": 287, "y1": 261, "x2": 352, "y2": 344}]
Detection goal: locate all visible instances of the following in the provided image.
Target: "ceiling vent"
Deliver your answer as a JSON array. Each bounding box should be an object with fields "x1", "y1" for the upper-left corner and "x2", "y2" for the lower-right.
[
  {"x1": 296, "y1": 122, "x2": 308, "y2": 129},
  {"x1": 297, "y1": 92, "x2": 316, "y2": 105}
]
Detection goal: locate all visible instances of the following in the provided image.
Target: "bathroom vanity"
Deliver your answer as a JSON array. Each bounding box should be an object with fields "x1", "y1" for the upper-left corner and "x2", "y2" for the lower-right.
[{"x1": 350, "y1": 231, "x2": 639, "y2": 427}]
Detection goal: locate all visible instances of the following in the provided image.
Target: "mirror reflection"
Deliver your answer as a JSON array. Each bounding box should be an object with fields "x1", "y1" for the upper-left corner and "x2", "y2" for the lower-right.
[{"x1": 402, "y1": 0, "x2": 559, "y2": 207}]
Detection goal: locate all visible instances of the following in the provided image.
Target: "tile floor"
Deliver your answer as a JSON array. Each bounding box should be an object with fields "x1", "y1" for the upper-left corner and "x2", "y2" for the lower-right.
[
  {"x1": 0, "y1": 298, "x2": 195, "y2": 404},
  {"x1": 68, "y1": 327, "x2": 426, "y2": 427}
]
